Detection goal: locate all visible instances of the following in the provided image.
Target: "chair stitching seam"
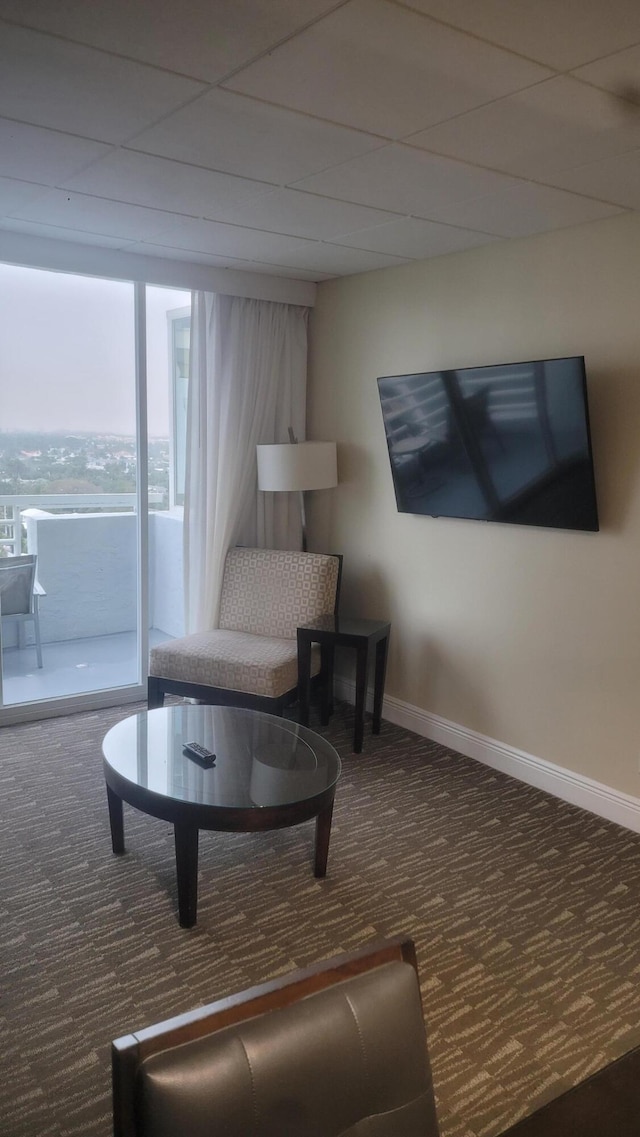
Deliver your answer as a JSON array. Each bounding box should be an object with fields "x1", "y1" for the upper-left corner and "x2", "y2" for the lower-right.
[
  {"x1": 344, "y1": 991, "x2": 371, "y2": 1100},
  {"x1": 238, "y1": 1035, "x2": 260, "y2": 1133}
]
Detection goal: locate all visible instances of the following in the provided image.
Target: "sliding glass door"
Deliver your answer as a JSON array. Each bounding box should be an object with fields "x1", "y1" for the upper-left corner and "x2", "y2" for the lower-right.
[{"x1": 0, "y1": 264, "x2": 156, "y2": 719}]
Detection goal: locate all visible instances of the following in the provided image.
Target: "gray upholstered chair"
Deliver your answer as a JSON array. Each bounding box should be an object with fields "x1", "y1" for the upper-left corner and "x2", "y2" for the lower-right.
[
  {"x1": 112, "y1": 930, "x2": 640, "y2": 1137},
  {"x1": 112, "y1": 935, "x2": 440, "y2": 1137},
  {"x1": 0, "y1": 553, "x2": 45, "y2": 668},
  {"x1": 148, "y1": 547, "x2": 342, "y2": 715}
]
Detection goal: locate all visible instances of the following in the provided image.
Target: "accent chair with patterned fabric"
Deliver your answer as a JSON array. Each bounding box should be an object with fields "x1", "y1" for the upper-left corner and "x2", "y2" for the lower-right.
[{"x1": 148, "y1": 547, "x2": 342, "y2": 714}]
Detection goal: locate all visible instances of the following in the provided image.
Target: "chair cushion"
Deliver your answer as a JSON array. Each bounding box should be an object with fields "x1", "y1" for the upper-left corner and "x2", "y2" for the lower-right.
[
  {"x1": 219, "y1": 548, "x2": 339, "y2": 639},
  {"x1": 135, "y1": 961, "x2": 439, "y2": 1137},
  {"x1": 149, "y1": 630, "x2": 320, "y2": 699}
]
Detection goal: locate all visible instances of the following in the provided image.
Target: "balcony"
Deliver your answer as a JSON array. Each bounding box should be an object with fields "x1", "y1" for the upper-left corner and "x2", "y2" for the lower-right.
[{"x1": 0, "y1": 494, "x2": 183, "y2": 707}]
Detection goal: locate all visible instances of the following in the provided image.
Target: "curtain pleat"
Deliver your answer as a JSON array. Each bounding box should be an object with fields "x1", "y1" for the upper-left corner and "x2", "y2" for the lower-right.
[{"x1": 183, "y1": 291, "x2": 308, "y2": 634}]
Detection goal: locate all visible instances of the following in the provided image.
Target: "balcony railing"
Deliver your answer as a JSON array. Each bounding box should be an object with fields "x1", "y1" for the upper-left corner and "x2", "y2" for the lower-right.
[
  {"x1": 0, "y1": 493, "x2": 164, "y2": 555},
  {"x1": 0, "y1": 494, "x2": 184, "y2": 650}
]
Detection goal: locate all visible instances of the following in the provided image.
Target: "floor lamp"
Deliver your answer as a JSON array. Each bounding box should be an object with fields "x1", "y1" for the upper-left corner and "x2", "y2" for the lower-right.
[{"x1": 256, "y1": 439, "x2": 338, "y2": 551}]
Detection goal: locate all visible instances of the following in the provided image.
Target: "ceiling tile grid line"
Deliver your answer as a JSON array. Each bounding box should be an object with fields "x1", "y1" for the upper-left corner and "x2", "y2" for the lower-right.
[
  {"x1": 0, "y1": 2, "x2": 353, "y2": 86},
  {"x1": 2, "y1": 110, "x2": 632, "y2": 234},
  {"x1": 3, "y1": 2, "x2": 639, "y2": 137},
  {"x1": 4, "y1": 179, "x2": 509, "y2": 258},
  {"x1": 2, "y1": 93, "x2": 639, "y2": 221},
  {"x1": 2, "y1": 0, "x2": 640, "y2": 280},
  {"x1": 6, "y1": 152, "x2": 623, "y2": 253}
]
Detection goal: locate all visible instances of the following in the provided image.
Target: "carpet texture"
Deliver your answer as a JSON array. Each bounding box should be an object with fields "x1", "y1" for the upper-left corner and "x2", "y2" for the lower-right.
[{"x1": 2, "y1": 700, "x2": 640, "y2": 1137}]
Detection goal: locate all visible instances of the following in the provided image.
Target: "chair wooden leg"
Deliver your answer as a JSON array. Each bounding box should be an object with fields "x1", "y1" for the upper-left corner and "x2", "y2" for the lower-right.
[{"x1": 147, "y1": 676, "x2": 165, "y2": 709}]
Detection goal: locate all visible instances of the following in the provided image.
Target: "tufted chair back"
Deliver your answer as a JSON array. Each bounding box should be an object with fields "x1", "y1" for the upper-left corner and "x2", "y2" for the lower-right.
[{"x1": 112, "y1": 937, "x2": 439, "y2": 1137}]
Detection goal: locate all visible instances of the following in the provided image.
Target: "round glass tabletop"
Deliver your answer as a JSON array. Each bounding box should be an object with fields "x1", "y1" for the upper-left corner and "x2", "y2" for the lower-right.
[{"x1": 102, "y1": 705, "x2": 341, "y2": 811}]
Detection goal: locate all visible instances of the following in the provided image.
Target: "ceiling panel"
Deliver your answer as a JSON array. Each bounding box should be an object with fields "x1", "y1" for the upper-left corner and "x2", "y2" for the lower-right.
[
  {"x1": 337, "y1": 216, "x2": 496, "y2": 259},
  {"x1": 130, "y1": 89, "x2": 384, "y2": 185},
  {"x1": 293, "y1": 144, "x2": 520, "y2": 216},
  {"x1": 237, "y1": 260, "x2": 334, "y2": 281},
  {"x1": 224, "y1": 0, "x2": 551, "y2": 138},
  {"x1": 0, "y1": 0, "x2": 344, "y2": 83},
  {"x1": 1, "y1": 0, "x2": 640, "y2": 281},
  {"x1": 409, "y1": 77, "x2": 640, "y2": 180},
  {"x1": 145, "y1": 217, "x2": 322, "y2": 262},
  {"x1": 548, "y1": 150, "x2": 640, "y2": 210},
  {"x1": 573, "y1": 43, "x2": 640, "y2": 100},
  {"x1": 125, "y1": 242, "x2": 248, "y2": 267},
  {"x1": 209, "y1": 187, "x2": 399, "y2": 239},
  {"x1": 427, "y1": 182, "x2": 624, "y2": 238},
  {"x1": 0, "y1": 24, "x2": 205, "y2": 145},
  {"x1": 262, "y1": 242, "x2": 409, "y2": 275},
  {"x1": 0, "y1": 118, "x2": 111, "y2": 185},
  {"x1": 128, "y1": 241, "x2": 334, "y2": 280},
  {"x1": 0, "y1": 176, "x2": 55, "y2": 214},
  {"x1": 11, "y1": 189, "x2": 189, "y2": 242},
  {"x1": 63, "y1": 150, "x2": 269, "y2": 218},
  {"x1": 0, "y1": 216, "x2": 135, "y2": 248},
  {"x1": 403, "y1": 0, "x2": 640, "y2": 72}
]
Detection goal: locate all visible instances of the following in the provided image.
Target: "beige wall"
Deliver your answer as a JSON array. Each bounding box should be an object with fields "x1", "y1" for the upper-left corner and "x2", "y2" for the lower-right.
[{"x1": 307, "y1": 211, "x2": 640, "y2": 798}]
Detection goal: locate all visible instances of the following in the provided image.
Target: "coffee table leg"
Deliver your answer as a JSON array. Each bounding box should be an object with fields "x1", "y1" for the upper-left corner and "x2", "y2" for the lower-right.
[
  {"x1": 174, "y1": 823, "x2": 199, "y2": 928},
  {"x1": 314, "y1": 799, "x2": 334, "y2": 878},
  {"x1": 106, "y1": 785, "x2": 125, "y2": 855}
]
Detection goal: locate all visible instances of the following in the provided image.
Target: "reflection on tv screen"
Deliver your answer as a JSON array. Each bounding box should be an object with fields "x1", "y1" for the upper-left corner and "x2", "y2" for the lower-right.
[{"x1": 377, "y1": 357, "x2": 599, "y2": 532}]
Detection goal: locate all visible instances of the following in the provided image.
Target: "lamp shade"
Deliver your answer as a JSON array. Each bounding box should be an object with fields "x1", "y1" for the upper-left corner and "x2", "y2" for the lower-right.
[{"x1": 257, "y1": 441, "x2": 337, "y2": 492}]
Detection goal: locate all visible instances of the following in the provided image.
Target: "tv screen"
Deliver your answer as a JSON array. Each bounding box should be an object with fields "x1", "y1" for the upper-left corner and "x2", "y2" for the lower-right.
[{"x1": 377, "y1": 356, "x2": 599, "y2": 532}]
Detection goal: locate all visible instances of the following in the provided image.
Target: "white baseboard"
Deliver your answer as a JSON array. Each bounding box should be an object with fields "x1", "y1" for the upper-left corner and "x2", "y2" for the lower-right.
[{"x1": 335, "y1": 678, "x2": 640, "y2": 835}]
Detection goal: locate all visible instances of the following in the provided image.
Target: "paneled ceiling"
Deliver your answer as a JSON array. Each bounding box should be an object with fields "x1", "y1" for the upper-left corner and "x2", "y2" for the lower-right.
[{"x1": 2, "y1": 0, "x2": 640, "y2": 281}]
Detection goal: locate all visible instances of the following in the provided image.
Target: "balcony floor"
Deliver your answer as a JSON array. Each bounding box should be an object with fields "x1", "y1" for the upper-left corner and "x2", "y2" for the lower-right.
[{"x1": 1, "y1": 628, "x2": 168, "y2": 706}]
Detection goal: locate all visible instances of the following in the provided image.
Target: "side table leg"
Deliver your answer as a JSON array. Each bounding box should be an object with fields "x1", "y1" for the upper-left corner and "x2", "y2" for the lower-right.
[
  {"x1": 372, "y1": 635, "x2": 389, "y2": 735},
  {"x1": 320, "y1": 643, "x2": 335, "y2": 725},
  {"x1": 297, "y1": 631, "x2": 312, "y2": 727},
  {"x1": 353, "y1": 642, "x2": 369, "y2": 753},
  {"x1": 314, "y1": 798, "x2": 335, "y2": 878},
  {"x1": 174, "y1": 823, "x2": 199, "y2": 928},
  {"x1": 106, "y1": 785, "x2": 125, "y2": 855}
]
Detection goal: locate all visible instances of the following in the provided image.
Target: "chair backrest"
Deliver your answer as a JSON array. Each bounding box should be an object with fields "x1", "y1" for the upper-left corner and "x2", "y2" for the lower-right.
[
  {"x1": 219, "y1": 547, "x2": 341, "y2": 639},
  {"x1": 112, "y1": 936, "x2": 439, "y2": 1137},
  {"x1": 0, "y1": 555, "x2": 36, "y2": 617}
]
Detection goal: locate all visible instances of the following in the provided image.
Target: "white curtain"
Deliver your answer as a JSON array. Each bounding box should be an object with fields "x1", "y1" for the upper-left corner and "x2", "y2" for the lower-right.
[{"x1": 183, "y1": 291, "x2": 308, "y2": 634}]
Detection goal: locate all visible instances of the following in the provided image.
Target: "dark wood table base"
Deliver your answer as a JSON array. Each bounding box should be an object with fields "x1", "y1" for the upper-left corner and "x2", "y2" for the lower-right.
[
  {"x1": 105, "y1": 781, "x2": 336, "y2": 928},
  {"x1": 103, "y1": 706, "x2": 341, "y2": 928},
  {"x1": 297, "y1": 616, "x2": 391, "y2": 753}
]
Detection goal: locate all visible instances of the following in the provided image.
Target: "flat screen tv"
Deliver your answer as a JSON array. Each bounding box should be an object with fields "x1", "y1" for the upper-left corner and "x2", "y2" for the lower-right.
[{"x1": 377, "y1": 356, "x2": 599, "y2": 532}]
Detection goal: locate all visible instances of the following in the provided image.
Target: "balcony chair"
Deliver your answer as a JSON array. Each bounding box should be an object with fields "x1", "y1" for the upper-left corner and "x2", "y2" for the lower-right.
[
  {"x1": 148, "y1": 546, "x2": 342, "y2": 715},
  {"x1": 0, "y1": 553, "x2": 45, "y2": 668},
  {"x1": 112, "y1": 935, "x2": 440, "y2": 1137}
]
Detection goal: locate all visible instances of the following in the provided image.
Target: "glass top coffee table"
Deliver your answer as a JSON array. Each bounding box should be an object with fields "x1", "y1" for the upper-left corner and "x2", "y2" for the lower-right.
[{"x1": 102, "y1": 705, "x2": 341, "y2": 927}]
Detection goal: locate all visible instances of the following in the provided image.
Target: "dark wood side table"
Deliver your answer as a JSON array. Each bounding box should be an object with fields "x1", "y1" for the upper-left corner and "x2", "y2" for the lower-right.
[{"x1": 297, "y1": 615, "x2": 391, "y2": 753}]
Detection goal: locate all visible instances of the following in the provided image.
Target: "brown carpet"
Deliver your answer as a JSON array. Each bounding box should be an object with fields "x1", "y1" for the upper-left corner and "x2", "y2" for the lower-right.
[{"x1": 2, "y1": 699, "x2": 640, "y2": 1137}]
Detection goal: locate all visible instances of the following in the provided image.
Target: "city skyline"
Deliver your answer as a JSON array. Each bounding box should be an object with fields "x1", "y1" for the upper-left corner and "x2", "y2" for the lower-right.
[{"x1": 0, "y1": 429, "x2": 170, "y2": 499}]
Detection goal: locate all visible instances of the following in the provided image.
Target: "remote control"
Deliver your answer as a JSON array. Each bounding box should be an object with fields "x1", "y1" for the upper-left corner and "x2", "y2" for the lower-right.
[{"x1": 182, "y1": 742, "x2": 216, "y2": 768}]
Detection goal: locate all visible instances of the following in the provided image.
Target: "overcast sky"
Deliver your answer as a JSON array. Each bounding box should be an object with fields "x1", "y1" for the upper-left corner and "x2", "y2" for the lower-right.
[{"x1": 0, "y1": 263, "x2": 189, "y2": 437}]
